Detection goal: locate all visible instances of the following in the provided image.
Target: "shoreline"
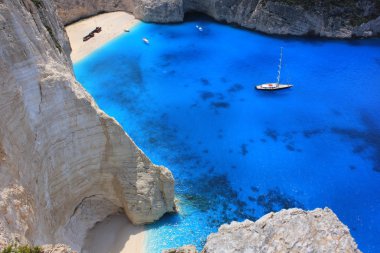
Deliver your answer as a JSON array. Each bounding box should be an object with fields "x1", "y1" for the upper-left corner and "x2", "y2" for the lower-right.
[{"x1": 65, "y1": 11, "x2": 140, "y2": 63}]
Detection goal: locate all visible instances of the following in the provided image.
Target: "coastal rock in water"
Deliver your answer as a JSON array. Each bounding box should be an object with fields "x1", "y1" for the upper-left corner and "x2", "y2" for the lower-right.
[
  {"x1": 54, "y1": 0, "x2": 380, "y2": 38},
  {"x1": 163, "y1": 245, "x2": 198, "y2": 253},
  {"x1": 203, "y1": 208, "x2": 361, "y2": 253},
  {"x1": 0, "y1": 0, "x2": 174, "y2": 251}
]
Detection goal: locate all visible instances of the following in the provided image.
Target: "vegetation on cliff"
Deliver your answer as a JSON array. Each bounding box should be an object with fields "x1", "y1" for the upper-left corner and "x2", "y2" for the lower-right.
[
  {"x1": 1, "y1": 245, "x2": 42, "y2": 253},
  {"x1": 31, "y1": 0, "x2": 43, "y2": 8}
]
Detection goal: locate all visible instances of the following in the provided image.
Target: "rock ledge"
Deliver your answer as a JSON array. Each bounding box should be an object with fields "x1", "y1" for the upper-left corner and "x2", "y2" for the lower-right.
[{"x1": 165, "y1": 208, "x2": 361, "y2": 253}]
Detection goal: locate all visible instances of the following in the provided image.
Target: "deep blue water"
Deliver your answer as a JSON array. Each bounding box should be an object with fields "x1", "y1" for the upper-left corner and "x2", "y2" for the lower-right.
[{"x1": 74, "y1": 16, "x2": 380, "y2": 253}]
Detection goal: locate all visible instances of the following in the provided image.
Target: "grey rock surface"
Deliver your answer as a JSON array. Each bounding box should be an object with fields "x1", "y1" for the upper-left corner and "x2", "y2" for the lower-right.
[
  {"x1": 54, "y1": 0, "x2": 134, "y2": 24},
  {"x1": 163, "y1": 245, "x2": 198, "y2": 253},
  {"x1": 0, "y1": 0, "x2": 174, "y2": 251},
  {"x1": 41, "y1": 244, "x2": 77, "y2": 253},
  {"x1": 202, "y1": 208, "x2": 361, "y2": 253},
  {"x1": 54, "y1": 0, "x2": 380, "y2": 38},
  {"x1": 134, "y1": 0, "x2": 184, "y2": 23}
]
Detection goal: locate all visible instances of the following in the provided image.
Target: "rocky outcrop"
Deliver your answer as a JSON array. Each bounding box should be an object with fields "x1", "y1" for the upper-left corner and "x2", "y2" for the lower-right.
[
  {"x1": 41, "y1": 244, "x2": 76, "y2": 253},
  {"x1": 0, "y1": 0, "x2": 174, "y2": 251},
  {"x1": 134, "y1": 0, "x2": 184, "y2": 23},
  {"x1": 54, "y1": 0, "x2": 380, "y2": 38},
  {"x1": 165, "y1": 208, "x2": 361, "y2": 253},
  {"x1": 204, "y1": 208, "x2": 361, "y2": 253},
  {"x1": 53, "y1": 0, "x2": 134, "y2": 25},
  {"x1": 163, "y1": 245, "x2": 198, "y2": 253},
  {"x1": 353, "y1": 16, "x2": 380, "y2": 37}
]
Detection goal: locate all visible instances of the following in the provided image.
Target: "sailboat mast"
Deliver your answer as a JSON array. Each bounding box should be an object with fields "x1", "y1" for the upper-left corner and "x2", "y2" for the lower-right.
[{"x1": 277, "y1": 47, "x2": 283, "y2": 84}]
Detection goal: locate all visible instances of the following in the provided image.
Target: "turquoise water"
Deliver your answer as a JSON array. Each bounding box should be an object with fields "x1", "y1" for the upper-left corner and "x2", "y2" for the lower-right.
[{"x1": 74, "y1": 16, "x2": 380, "y2": 253}]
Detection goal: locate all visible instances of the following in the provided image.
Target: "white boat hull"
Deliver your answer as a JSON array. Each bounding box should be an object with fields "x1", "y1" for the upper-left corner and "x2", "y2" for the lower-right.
[
  {"x1": 142, "y1": 38, "x2": 149, "y2": 44},
  {"x1": 256, "y1": 83, "x2": 293, "y2": 91}
]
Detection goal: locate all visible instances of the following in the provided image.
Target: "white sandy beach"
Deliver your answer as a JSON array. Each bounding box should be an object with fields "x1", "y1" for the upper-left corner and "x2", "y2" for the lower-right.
[
  {"x1": 82, "y1": 214, "x2": 145, "y2": 253},
  {"x1": 65, "y1": 11, "x2": 140, "y2": 63}
]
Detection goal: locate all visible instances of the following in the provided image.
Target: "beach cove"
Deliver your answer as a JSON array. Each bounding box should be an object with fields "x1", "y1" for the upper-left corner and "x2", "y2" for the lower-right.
[
  {"x1": 72, "y1": 13, "x2": 380, "y2": 253},
  {"x1": 1, "y1": 0, "x2": 379, "y2": 252},
  {"x1": 66, "y1": 12, "x2": 140, "y2": 63}
]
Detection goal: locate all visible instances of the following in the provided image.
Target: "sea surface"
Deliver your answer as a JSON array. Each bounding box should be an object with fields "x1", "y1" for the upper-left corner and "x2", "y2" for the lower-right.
[{"x1": 74, "y1": 15, "x2": 380, "y2": 253}]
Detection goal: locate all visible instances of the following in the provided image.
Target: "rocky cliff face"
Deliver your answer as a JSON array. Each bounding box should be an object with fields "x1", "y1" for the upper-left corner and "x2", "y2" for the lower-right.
[
  {"x1": 54, "y1": 0, "x2": 134, "y2": 25},
  {"x1": 0, "y1": 0, "x2": 174, "y2": 251},
  {"x1": 166, "y1": 208, "x2": 361, "y2": 253},
  {"x1": 203, "y1": 208, "x2": 361, "y2": 253},
  {"x1": 54, "y1": 0, "x2": 380, "y2": 38}
]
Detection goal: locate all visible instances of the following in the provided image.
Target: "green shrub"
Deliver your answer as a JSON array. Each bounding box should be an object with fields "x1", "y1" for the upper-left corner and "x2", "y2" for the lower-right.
[
  {"x1": 44, "y1": 25, "x2": 62, "y2": 53},
  {"x1": 31, "y1": 0, "x2": 43, "y2": 8},
  {"x1": 1, "y1": 244, "x2": 43, "y2": 253}
]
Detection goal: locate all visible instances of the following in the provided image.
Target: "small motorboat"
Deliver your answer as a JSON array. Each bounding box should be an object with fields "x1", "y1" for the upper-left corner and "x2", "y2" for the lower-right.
[
  {"x1": 142, "y1": 38, "x2": 150, "y2": 44},
  {"x1": 195, "y1": 25, "x2": 203, "y2": 32}
]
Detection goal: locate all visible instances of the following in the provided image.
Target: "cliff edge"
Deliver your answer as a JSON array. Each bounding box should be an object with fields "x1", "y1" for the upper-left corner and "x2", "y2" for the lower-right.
[
  {"x1": 54, "y1": 0, "x2": 380, "y2": 38},
  {"x1": 0, "y1": 0, "x2": 174, "y2": 251}
]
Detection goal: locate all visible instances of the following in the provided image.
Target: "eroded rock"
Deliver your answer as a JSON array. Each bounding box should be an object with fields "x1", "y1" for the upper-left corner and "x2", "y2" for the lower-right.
[
  {"x1": 0, "y1": 0, "x2": 174, "y2": 250},
  {"x1": 54, "y1": 0, "x2": 380, "y2": 38},
  {"x1": 202, "y1": 208, "x2": 361, "y2": 253},
  {"x1": 41, "y1": 244, "x2": 77, "y2": 253},
  {"x1": 163, "y1": 245, "x2": 198, "y2": 253}
]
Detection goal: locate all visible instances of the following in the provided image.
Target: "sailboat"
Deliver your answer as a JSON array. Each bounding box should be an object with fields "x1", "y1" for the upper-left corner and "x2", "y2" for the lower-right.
[{"x1": 255, "y1": 47, "x2": 293, "y2": 91}]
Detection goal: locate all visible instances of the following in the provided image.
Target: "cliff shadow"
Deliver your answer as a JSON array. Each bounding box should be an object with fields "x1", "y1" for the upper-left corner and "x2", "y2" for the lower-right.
[{"x1": 81, "y1": 213, "x2": 145, "y2": 253}]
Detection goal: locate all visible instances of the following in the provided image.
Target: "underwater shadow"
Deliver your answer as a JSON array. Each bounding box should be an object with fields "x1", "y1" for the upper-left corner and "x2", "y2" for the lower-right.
[{"x1": 331, "y1": 111, "x2": 380, "y2": 172}]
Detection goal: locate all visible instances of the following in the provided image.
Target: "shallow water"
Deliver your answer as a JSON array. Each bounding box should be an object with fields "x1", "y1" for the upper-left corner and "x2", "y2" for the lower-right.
[{"x1": 74, "y1": 16, "x2": 380, "y2": 253}]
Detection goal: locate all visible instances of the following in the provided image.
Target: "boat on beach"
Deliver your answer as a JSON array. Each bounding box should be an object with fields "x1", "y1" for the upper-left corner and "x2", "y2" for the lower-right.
[
  {"x1": 255, "y1": 47, "x2": 293, "y2": 91},
  {"x1": 82, "y1": 26, "x2": 102, "y2": 42}
]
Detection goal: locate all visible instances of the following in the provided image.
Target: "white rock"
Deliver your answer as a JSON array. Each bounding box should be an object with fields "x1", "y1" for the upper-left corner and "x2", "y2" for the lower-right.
[
  {"x1": 203, "y1": 208, "x2": 361, "y2": 253},
  {"x1": 0, "y1": 0, "x2": 174, "y2": 251}
]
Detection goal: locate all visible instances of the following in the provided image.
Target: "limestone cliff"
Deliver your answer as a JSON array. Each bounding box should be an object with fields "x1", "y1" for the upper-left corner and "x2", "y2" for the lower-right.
[
  {"x1": 54, "y1": 0, "x2": 134, "y2": 25},
  {"x1": 0, "y1": 0, "x2": 174, "y2": 251},
  {"x1": 54, "y1": 0, "x2": 380, "y2": 38},
  {"x1": 165, "y1": 208, "x2": 362, "y2": 253}
]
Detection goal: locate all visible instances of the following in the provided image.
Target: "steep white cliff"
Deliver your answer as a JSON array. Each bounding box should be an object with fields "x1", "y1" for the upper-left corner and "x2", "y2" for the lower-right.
[{"x1": 0, "y1": 0, "x2": 174, "y2": 250}]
